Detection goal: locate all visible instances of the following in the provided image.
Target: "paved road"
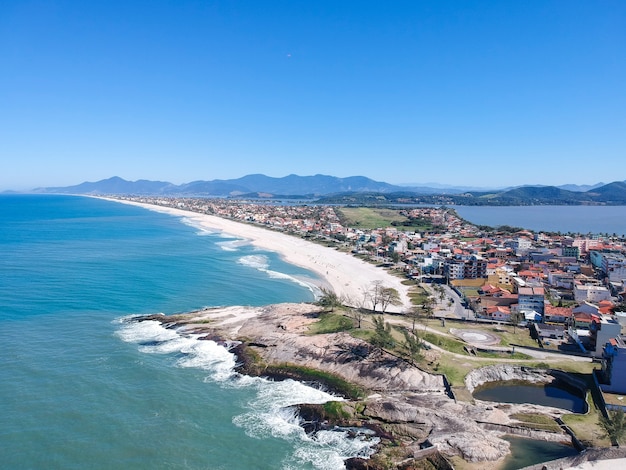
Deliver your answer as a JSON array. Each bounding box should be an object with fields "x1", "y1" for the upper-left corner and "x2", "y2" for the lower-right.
[{"x1": 422, "y1": 283, "x2": 475, "y2": 320}]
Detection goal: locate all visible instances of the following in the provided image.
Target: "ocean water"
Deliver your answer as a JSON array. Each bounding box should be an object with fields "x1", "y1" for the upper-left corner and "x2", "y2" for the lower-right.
[{"x1": 0, "y1": 195, "x2": 377, "y2": 469}]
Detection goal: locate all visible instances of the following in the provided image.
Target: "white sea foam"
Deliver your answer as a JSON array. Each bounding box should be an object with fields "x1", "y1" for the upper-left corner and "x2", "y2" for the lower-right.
[
  {"x1": 175, "y1": 340, "x2": 237, "y2": 381},
  {"x1": 237, "y1": 254, "x2": 270, "y2": 270},
  {"x1": 288, "y1": 427, "x2": 379, "y2": 470},
  {"x1": 117, "y1": 317, "x2": 378, "y2": 469},
  {"x1": 216, "y1": 240, "x2": 247, "y2": 251},
  {"x1": 237, "y1": 255, "x2": 317, "y2": 294},
  {"x1": 233, "y1": 379, "x2": 377, "y2": 469},
  {"x1": 179, "y1": 217, "x2": 215, "y2": 235},
  {"x1": 265, "y1": 269, "x2": 316, "y2": 291},
  {"x1": 117, "y1": 318, "x2": 237, "y2": 381},
  {"x1": 116, "y1": 317, "x2": 179, "y2": 344}
]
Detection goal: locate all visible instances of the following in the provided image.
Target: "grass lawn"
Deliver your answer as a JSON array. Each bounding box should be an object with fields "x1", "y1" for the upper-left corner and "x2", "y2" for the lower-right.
[
  {"x1": 308, "y1": 311, "x2": 598, "y2": 402},
  {"x1": 510, "y1": 412, "x2": 562, "y2": 432},
  {"x1": 307, "y1": 312, "x2": 354, "y2": 334},
  {"x1": 561, "y1": 393, "x2": 612, "y2": 447},
  {"x1": 337, "y1": 207, "x2": 432, "y2": 231},
  {"x1": 422, "y1": 318, "x2": 540, "y2": 348}
]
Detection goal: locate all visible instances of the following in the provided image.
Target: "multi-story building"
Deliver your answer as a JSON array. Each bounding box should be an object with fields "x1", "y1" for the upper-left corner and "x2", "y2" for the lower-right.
[
  {"x1": 547, "y1": 271, "x2": 575, "y2": 289},
  {"x1": 603, "y1": 254, "x2": 626, "y2": 283},
  {"x1": 463, "y1": 255, "x2": 487, "y2": 279},
  {"x1": 574, "y1": 284, "x2": 611, "y2": 303},
  {"x1": 590, "y1": 251, "x2": 626, "y2": 283},
  {"x1": 601, "y1": 339, "x2": 626, "y2": 394},
  {"x1": 518, "y1": 286, "x2": 545, "y2": 315},
  {"x1": 445, "y1": 260, "x2": 465, "y2": 280},
  {"x1": 562, "y1": 246, "x2": 580, "y2": 258},
  {"x1": 591, "y1": 315, "x2": 623, "y2": 358},
  {"x1": 444, "y1": 255, "x2": 487, "y2": 280}
]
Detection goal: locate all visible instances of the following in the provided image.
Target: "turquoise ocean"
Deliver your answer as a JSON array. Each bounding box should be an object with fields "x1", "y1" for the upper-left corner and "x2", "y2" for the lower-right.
[{"x1": 0, "y1": 195, "x2": 377, "y2": 470}]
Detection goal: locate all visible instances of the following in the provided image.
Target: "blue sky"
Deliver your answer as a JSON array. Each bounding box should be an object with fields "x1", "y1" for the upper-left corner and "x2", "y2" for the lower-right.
[{"x1": 1, "y1": 1, "x2": 624, "y2": 190}]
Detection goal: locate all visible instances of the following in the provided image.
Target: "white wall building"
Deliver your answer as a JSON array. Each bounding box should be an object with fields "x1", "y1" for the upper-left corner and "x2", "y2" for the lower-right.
[{"x1": 574, "y1": 284, "x2": 612, "y2": 303}]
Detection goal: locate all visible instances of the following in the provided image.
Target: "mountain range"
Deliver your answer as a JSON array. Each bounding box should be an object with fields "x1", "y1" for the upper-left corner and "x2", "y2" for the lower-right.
[
  {"x1": 26, "y1": 174, "x2": 626, "y2": 205},
  {"x1": 32, "y1": 174, "x2": 451, "y2": 197}
]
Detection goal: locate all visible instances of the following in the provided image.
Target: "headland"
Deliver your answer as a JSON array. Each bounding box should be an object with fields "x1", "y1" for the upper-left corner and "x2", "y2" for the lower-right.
[{"x1": 107, "y1": 196, "x2": 626, "y2": 469}]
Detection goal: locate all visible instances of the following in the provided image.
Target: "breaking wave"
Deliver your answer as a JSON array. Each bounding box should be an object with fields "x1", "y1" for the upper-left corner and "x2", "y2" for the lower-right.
[
  {"x1": 116, "y1": 317, "x2": 378, "y2": 469},
  {"x1": 237, "y1": 255, "x2": 316, "y2": 294}
]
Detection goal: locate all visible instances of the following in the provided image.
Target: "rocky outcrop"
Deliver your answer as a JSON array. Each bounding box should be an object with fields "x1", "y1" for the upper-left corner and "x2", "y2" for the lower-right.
[
  {"x1": 465, "y1": 365, "x2": 554, "y2": 393},
  {"x1": 209, "y1": 303, "x2": 447, "y2": 394},
  {"x1": 133, "y1": 304, "x2": 578, "y2": 468}
]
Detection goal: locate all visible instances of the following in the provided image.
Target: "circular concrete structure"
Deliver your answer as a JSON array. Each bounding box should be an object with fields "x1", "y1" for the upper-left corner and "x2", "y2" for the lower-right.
[{"x1": 450, "y1": 328, "x2": 501, "y2": 346}]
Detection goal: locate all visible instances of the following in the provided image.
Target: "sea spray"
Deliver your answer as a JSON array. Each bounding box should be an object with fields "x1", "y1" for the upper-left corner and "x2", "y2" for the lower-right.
[
  {"x1": 0, "y1": 195, "x2": 330, "y2": 469},
  {"x1": 117, "y1": 316, "x2": 379, "y2": 469}
]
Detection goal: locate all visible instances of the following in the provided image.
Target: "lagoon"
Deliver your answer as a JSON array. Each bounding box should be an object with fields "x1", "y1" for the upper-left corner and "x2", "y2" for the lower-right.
[
  {"x1": 453, "y1": 205, "x2": 626, "y2": 236},
  {"x1": 501, "y1": 436, "x2": 578, "y2": 470},
  {"x1": 473, "y1": 381, "x2": 587, "y2": 413}
]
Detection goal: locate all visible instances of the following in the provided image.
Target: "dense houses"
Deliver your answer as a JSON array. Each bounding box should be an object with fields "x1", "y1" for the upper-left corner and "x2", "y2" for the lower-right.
[{"x1": 119, "y1": 196, "x2": 626, "y2": 393}]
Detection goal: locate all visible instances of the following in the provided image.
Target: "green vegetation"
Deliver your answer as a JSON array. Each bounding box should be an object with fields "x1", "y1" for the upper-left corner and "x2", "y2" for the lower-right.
[
  {"x1": 478, "y1": 350, "x2": 532, "y2": 360},
  {"x1": 337, "y1": 207, "x2": 405, "y2": 229},
  {"x1": 322, "y1": 401, "x2": 351, "y2": 420},
  {"x1": 599, "y1": 409, "x2": 626, "y2": 444},
  {"x1": 350, "y1": 328, "x2": 374, "y2": 341},
  {"x1": 421, "y1": 332, "x2": 467, "y2": 354},
  {"x1": 307, "y1": 313, "x2": 354, "y2": 335},
  {"x1": 315, "y1": 288, "x2": 344, "y2": 312},
  {"x1": 562, "y1": 410, "x2": 611, "y2": 447},
  {"x1": 336, "y1": 207, "x2": 435, "y2": 231},
  {"x1": 402, "y1": 329, "x2": 424, "y2": 364},
  {"x1": 371, "y1": 316, "x2": 396, "y2": 350},
  {"x1": 317, "y1": 182, "x2": 626, "y2": 206},
  {"x1": 266, "y1": 363, "x2": 365, "y2": 399},
  {"x1": 510, "y1": 413, "x2": 561, "y2": 432}
]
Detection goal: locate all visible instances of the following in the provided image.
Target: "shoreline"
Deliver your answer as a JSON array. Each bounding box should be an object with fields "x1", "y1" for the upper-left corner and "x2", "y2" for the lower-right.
[{"x1": 103, "y1": 197, "x2": 412, "y2": 311}]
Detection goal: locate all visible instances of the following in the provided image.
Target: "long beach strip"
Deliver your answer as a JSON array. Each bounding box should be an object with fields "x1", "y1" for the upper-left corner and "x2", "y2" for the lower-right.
[{"x1": 107, "y1": 198, "x2": 411, "y2": 311}]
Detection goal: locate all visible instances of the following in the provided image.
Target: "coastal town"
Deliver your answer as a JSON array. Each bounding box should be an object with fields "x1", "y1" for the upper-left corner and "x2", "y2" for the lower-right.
[
  {"x1": 118, "y1": 196, "x2": 626, "y2": 387},
  {"x1": 116, "y1": 195, "x2": 626, "y2": 469}
]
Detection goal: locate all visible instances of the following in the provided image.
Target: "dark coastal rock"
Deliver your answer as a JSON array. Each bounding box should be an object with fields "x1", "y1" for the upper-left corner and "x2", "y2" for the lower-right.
[
  {"x1": 345, "y1": 457, "x2": 375, "y2": 470},
  {"x1": 128, "y1": 304, "x2": 581, "y2": 468}
]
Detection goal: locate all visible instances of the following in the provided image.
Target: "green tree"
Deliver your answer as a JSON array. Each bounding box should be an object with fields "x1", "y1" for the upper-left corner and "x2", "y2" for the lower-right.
[
  {"x1": 371, "y1": 316, "x2": 395, "y2": 351},
  {"x1": 599, "y1": 410, "x2": 626, "y2": 444},
  {"x1": 406, "y1": 306, "x2": 422, "y2": 333},
  {"x1": 316, "y1": 288, "x2": 343, "y2": 312},
  {"x1": 402, "y1": 329, "x2": 424, "y2": 365},
  {"x1": 380, "y1": 287, "x2": 402, "y2": 313}
]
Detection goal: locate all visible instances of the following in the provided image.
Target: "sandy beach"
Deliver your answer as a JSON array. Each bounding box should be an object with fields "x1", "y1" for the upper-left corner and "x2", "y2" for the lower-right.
[{"x1": 107, "y1": 198, "x2": 411, "y2": 312}]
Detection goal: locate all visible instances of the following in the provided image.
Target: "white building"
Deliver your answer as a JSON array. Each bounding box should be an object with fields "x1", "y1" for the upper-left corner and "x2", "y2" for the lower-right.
[{"x1": 574, "y1": 284, "x2": 611, "y2": 303}]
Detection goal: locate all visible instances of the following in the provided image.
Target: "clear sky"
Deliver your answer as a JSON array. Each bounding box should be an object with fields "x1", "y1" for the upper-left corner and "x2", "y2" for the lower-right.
[{"x1": 1, "y1": 1, "x2": 624, "y2": 191}]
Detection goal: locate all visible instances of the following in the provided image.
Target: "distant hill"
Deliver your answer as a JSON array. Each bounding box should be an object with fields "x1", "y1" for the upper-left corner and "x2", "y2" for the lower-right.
[
  {"x1": 585, "y1": 181, "x2": 626, "y2": 204},
  {"x1": 33, "y1": 174, "x2": 422, "y2": 197},
  {"x1": 38, "y1": 176, "x2": 176, "y2": 195},
  {"x1": 317, "y1": 182, "x2": 626, "y2": 206},
  {"x1": 29, "y1": 175, "x2": 626, "y2": 205},
  {"x1": 557, "y1": 182, "x2": 605, "y2": 192}
]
